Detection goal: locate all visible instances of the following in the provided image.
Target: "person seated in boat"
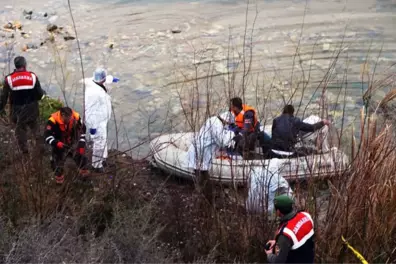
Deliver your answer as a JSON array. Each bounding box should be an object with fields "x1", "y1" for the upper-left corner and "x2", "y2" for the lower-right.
[
  {"x1": 186, "y1": 111, "x2": 237, "y2": 205},
  {"x1": 271, "y1": 104, "x2": 330, "y2": 156},
  {"x1": 229, "y1": 97, "x2": 270, "y2": 159}
]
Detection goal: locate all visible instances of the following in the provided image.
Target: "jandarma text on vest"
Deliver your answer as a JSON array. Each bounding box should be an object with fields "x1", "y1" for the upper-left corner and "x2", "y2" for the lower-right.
[
  {"x1": 292, "y1": 216, "x2": 310, "y2": 234},
  {"x1": 11, "y1": 75, "x2": 33, "y2": 82}
]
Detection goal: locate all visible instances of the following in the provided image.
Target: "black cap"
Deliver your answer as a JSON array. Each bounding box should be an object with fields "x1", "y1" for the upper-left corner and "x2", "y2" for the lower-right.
[
  {"x1": 60, "y1": 106, "x2": 72, "y2": 117},
  {"x1": 14, "y1": 56, "x2": 27, "y2": 69}
]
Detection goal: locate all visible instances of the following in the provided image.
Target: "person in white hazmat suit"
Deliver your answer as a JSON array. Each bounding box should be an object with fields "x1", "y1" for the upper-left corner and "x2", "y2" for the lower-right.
[
  {"x1": 187, "y1": 111, "x2": 237, "y2": 204},
  {"x1": 245, "y1": 159, "x2": 293, "y2": 217},
  {"x1": 84, "y1": 68, "x2": 119, "y2": 173}
]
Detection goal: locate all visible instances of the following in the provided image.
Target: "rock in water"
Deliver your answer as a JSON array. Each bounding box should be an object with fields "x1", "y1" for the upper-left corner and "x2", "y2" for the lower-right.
[
  {"x1": 322, "y1": 43, "x2": 330, "y2": 51},
  {"x1": 27, "y1": 43, "x2": 38, "y2": 49},
  {"x1": 3, "y1": 21, "x2": 22, "y2": 32},
  {"x1": 21, "y1": 32, "x2": 29, "y2": 38},
  {"x1": 22, "y1": 43, "x2": 38, "y2": 51},
  {"x1": 171, "y1": 29, "x2": 181, "y2": 34},
  {"x1": 14, "y1": 21, "x2": 22, "y2": 30},
  {"x1": 107, "y1": 41, "x2": 115, "y2": 49},
  {"x1": 23, "y1": 10, "x2": 33, "y2": 16},
  {"x1": 23, "y1": 10, "x2": 33, "y2": 20},
  {"x1": 3, "y1": 22, "x2": 13, "y2": 30},
  {"x1": 64, "y1": 35, "x2": 75, "y2": 41},
  {"x1": 46, "y1": 24, "x2": 57, "y2": 32}
]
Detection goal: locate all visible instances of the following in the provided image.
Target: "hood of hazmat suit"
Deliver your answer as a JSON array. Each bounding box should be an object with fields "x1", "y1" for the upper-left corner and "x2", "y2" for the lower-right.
[
  {"x1": 245, "y1": 159, "x2": 293, "y2": 215},
  {"x1": 187, "y1": 111, "x2": 236, "y2": 171}
]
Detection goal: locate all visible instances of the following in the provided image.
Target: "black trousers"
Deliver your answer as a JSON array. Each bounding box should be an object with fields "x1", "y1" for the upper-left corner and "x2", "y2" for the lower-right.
[
  {"x1": 234, "y1": 132, "x2": 258, "y2": 158},
  {"x1": 257, "y1": 131, "x2": 272, "y2": 158},
  {"x1": 11, "y1": 108, "x2": 39, "y2": 153},
  {"x1": 51, "y1": 147, "x2": 88, "y2": 177}
]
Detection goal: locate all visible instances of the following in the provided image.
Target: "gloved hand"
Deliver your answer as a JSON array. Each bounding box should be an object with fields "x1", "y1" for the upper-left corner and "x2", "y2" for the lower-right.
[
  {"x1": 77, "y1": 147, "x2": 85, "y2": 155},
  {"x1": 225, "y1": 123, "x2": 238, "y2": 133},
  {"x1": 229, "y1": 123, "x2": 237, "y2": 129},
  {"x1": 112, "y1": 77, "x2": 120, "y2": 83},
  {"x1": 228, "y1": 138, "x2": 236, "y2": 150},
  {"x1": 89, "y1": 128, "x2": 97, "y2": 135},
  {"x1": 56, "y1": 141, "x2": 64, "y2": 149}
]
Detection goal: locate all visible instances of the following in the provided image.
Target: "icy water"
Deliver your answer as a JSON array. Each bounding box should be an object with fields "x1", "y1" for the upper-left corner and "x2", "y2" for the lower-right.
[{"x1": 0, "y1": 0, "x2": 395, "y2": 157}]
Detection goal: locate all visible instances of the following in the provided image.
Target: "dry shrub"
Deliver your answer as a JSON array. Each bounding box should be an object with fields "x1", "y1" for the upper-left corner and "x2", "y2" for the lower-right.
[
  {"x1": 0, "y1": 205, "x2": 172, "y2": 263},
  {"x1": 318, "y1": 111, "x2": 396, "y2": 263}
]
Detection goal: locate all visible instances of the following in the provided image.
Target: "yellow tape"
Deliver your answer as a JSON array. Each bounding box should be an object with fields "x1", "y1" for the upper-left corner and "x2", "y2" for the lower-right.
[{"x1": 341, "y1": 236, "x2": 369, "y2": 264}]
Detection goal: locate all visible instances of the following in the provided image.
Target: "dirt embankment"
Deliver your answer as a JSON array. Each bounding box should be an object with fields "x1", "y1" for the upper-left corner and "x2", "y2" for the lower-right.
[{"x1": 0, "y1": 118, "x2": 274, "y2": 263}]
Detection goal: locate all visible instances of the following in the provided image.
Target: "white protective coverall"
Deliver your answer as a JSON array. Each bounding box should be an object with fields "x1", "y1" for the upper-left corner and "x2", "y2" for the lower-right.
[
  {"x1": 83, "y1": 75, "x2": 114, "y2": 169},
  {"x1": 246, "y1": 159, "x2": 293, "y2": 214},
  {"x1": 187, "y1": 111, "x2": 236, "y2": 171}
]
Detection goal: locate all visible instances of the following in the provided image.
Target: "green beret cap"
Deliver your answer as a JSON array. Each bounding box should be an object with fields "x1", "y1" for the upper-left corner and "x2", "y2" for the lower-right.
[{"x1": 274, "y1": 195, "x2": 294, "y2": 212}]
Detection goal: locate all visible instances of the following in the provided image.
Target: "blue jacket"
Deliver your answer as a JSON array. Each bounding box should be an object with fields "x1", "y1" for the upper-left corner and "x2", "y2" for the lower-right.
[{"x1": 271, "y1": 114, "x2": 324, "y2": 152}]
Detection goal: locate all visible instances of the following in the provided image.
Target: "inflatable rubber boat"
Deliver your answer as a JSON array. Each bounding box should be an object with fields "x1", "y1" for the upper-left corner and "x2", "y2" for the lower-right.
[{"x1": 149, "y1": 129, "x2": 350, "y2": 185}]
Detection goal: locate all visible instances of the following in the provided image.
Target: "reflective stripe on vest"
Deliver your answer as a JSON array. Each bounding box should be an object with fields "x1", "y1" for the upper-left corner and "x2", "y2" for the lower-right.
[
  {"x1": 233, "y1": 104, "x2": 258, "y2": 131},
  {"x1": 278, "y1": 212, "x2": 314, "y2": 250},
  {"x1": 7, "y1": 71, "x2": 36, "y2": 91}
]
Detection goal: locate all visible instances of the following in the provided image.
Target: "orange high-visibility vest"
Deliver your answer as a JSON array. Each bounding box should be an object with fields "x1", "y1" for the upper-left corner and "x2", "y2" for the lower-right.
[
  {"x1": 49, "y1": 110, "x2": 80, "y2": 132},
  {"x1": 232, "y1": 104, "x2": 258, "y2": 132},
  {"x1": 49, "y1": 110, "x2": 80, "y2": 143}
]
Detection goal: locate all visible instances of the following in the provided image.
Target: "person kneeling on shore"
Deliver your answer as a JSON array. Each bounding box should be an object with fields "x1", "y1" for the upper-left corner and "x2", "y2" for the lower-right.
[
  {"x1": 44, "y1": 107, "x2": 89, "y2": 184},
  {"x1": 265, "y1": 195, "x2": 315, "y2": 263}
]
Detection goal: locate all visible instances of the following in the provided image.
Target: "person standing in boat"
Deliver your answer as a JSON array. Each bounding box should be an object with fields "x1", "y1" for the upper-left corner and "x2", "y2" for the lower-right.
[
  {"x1": 187, "y1": 111, "x2": 236, "y2": 205},
  {"x1": 271, "y1": 104, "x2": 330, "y2": 155}
]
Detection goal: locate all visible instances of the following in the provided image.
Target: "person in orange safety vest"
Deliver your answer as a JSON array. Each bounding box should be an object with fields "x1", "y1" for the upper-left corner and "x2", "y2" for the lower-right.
[
  {"x1": 265, "y1": 195, "x2": 315, "y2": 263},
  {"x1": 229, "y1": 97, "x2": 267, "y2": 158},
  {"x1": 44, "y1": 107, "x2": 89, "y2": 184},
  {"x1": 230, "y1": 97, "x2": 258, "y2": 133}
]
